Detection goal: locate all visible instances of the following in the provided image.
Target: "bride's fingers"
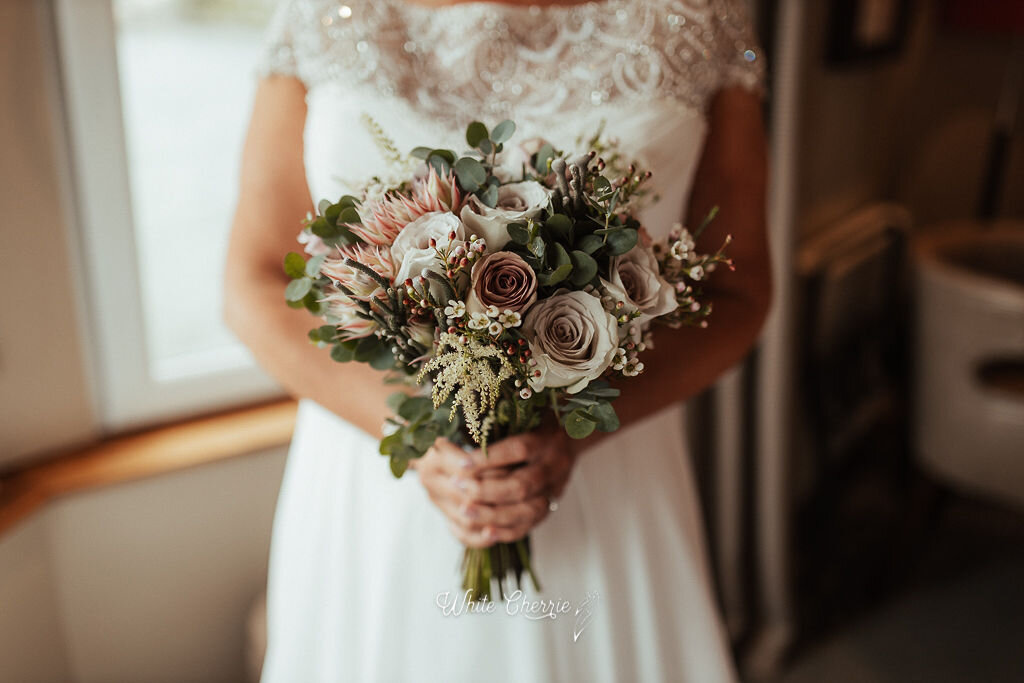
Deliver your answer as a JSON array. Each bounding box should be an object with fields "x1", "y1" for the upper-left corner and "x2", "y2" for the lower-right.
[
  {"x1": 471, "y1": 434, "x2": 545, "y2": 472},
  {"x1": 468, "y1": 463, "x2": 547, "y2": 504},
  {"x1": 461, "y1": 497, "x2": 549, "y2": 529},
  {"x1": 450, "y1": 522, "x2": 530, "y2": 548}
]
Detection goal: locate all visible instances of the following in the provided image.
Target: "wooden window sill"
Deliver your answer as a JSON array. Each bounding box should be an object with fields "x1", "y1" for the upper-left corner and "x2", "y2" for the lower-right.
[{"x1": 0, "y1": 399, "x2": 298, "y2": 537}]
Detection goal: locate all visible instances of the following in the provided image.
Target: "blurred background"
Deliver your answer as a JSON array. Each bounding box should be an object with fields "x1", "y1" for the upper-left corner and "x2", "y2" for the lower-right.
[{"x1": 1, "y1": 0, "x2": 1022, "y2": 681}]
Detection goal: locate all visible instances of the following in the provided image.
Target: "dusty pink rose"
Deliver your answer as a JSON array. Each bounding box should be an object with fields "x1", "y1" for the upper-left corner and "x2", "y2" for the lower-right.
[{"x1": 466, "y1": 251, "x2": 538, "y2": 316}]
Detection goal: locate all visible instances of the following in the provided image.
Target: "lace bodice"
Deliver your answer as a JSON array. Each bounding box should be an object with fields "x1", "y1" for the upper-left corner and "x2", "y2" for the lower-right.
[{"x1": 259, "y1": 0, "x2": 764, "y2": 123}]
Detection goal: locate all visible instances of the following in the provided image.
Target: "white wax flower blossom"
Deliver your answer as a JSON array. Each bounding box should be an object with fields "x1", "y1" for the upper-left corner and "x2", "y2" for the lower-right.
[
  {"x1": 600, "y1": 245, "x2": 678, "y2": 328},
  {"x1": 444, "y1": 300, "x2": 466, "y2": 318},
  {"x1": 467, "y1": 312, "x2": 490, "y2": 330},
  {"x1": 459, "y1": 181, "x2": 552, "y2": 250},
  {"x1": 519, "y1": 387, "x2": 534, "y2": 400},
  {"x1": 485, "y1": 304, "x2": 501, "y2": 318},
  {"x1": 689, "y1": 265, "x2": 705, "y2": 281},
  {"x1": 612, "y1": 347, "x2": 628, "y2": 371},
  {"x1": 524, "y1": 290, "x2": 619, "y2": 394},
  {"x1": 487, "y1": 321, "x2": 503, "y2": 337},
  {"x1": 498, "y1": 310, "x2": 522, "y2": 328},
  {"x1": 391, "y1": 212, "x2": 466, "y2": 298}
]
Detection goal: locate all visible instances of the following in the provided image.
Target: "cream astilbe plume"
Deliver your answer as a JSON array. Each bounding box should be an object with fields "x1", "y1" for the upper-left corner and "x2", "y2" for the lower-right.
[
  {"x1": 417, "y1": 332, "x2": 514, "y2": 448},
  {"x1": 321, "y1": 244, "x2": 395, "y2": 299}
]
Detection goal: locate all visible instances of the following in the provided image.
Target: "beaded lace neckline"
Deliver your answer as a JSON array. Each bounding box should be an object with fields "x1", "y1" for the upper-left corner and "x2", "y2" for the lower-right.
[{"x1": 260, "y1": 0, "x2": 764, "y2": 124}]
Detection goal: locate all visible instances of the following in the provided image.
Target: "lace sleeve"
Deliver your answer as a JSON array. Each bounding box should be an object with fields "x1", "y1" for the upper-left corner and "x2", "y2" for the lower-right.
[
  {"x1": 711, "y1": 0, "x2": 766, "y2": 95},
  {"x1": 256, "y1": 0, "x2": 301, "y2": 80}
]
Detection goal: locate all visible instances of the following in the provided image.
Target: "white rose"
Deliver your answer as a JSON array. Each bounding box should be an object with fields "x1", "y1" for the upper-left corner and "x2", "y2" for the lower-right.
[
  {"x1": 459, "y1": 181, "x2": 551, "y2": 250},
  {"x1": 523, "y1": 290, "x2": 619, "y2": 394},
  {"x1": 600, "y1": 245, "x2": 678, "y2": 328},
  {"x1": 391, "y1": 212, "x2": 466, "y2": 298}
]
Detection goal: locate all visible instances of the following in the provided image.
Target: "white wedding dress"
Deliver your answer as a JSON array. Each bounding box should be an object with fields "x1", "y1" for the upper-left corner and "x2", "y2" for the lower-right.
[{"x1": 257, "y1": 1, "x2": 763, "y2": 681}]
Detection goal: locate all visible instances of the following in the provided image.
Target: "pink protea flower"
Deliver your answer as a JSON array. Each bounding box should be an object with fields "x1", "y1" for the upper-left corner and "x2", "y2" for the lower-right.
[
  {"x1": 321, "y1": 291, "x2": 378, "y2": 339},
  {"x1": 413, "y1": 167, "x2": 465, "y2": 214},
  {"x1": 321, "y1": 243, "x2": 396, "y2": 299}
]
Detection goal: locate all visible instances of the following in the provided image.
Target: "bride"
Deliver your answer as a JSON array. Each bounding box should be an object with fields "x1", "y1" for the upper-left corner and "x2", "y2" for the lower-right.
[{"x1": 225, "y1": 0, "x2": 770, "y2": 680}]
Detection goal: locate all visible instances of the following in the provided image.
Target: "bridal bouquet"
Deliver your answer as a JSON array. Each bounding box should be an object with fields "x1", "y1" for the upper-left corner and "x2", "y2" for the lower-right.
[{"x1": 283, "y1": 119, "x2": 730, "y2": 601}]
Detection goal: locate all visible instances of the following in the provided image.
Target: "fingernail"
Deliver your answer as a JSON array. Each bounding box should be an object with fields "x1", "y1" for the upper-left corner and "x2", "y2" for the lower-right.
[
  {"x1": 482, "y1": 526, "x2": 495, "y2": 541},
  {"x1": 463, "y1": 505, "x2": 479, "y2": 520},
  {"x1": 452, "y1": 476, "x2": 471, "y2": 493},
  {"x1": 460, "y1": 457, "x2": 474, "y2": 469}
]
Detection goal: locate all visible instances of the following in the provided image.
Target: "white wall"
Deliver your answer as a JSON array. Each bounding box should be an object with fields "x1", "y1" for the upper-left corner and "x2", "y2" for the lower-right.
[
  {"x1": 0, "y1": 447, "x2": 286, "y2": 683},
  {"x1": 0, "y1": 0, "x2": 97, "y2": 464}
]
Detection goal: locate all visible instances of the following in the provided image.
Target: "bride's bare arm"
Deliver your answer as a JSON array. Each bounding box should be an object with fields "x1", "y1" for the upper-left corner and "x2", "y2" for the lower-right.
[
  {"x1": 466, "y1": 86, "x2": 769, "y2": 525},
  {"x1": 592, "y1": 86, "x2": 771, "y2": 434},
  {"x1": 224, "y1": 77, "x2": 398, "y2": 437}
]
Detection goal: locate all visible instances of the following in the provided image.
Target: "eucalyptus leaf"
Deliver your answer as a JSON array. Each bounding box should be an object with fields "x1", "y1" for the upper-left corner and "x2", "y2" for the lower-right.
[
  {"x1": 330, "y1": 343, "x2": 355, "y2": 363},
  {"x1": 324, "y1": 202, "x2": 342, "y2": 223},
  {"x1": 285, "y1": 277, "x2": 312, "y2": 302},
  {"x1": 587, "y1": 402, "x2": 620, "y2": 432},
  {"x1": 551, "y1": 242, "x2": 571, "y2": 268},
  {"x1": 284, "y1": 252, "x2": 306, "y2": 279},
  {"x1": 479, "y1": 183, "x2": 498, "y2": 208},
  {"x1": 310, "y1": 217, "x2": 338, "y2": 239},
  {"x1": 317, "y1": 198, "x2": 332, "y2": 215},
  {"x1": 577, "y1": 233, "x2": 604, "y2": 254},
  {"x1": 564, "y1": 409, "x2": 598, "y2": 439},
  {"x1": 606, "y1": 228, "x2": 639, "y2": 255},
  {"x1": 507, "y1": 222, "x2": 530, "y2": 245},
  {"x1": 398, "y1": 396, "x2": 434, "y2": 422},
  {"x1": 454, "y1": 157, "x2": 487, "y2": 192},
  {"x1": 379, "y1": 431, "x2": 403, "y2": 455},
  {"x1": 316, "y1": 324, "x2": 337, "y2": 343},
  {"x1": 542, "y1": 263, "x2": 573, "y2": 286},
  {"x1": 302, "y1": 290, "x2": 323, "y2": 314},
  {"x1": 386, "y1": 392, "x2": 408, "y2": 414},
  {"x1": 338, "y1": 195, "x2": 360, "y2": 209},
  {"x1": 305, "y1": 253, "x2": 326, "y2": 278},
  {"x1": 491, "y1": 119, "x2": 516, "y2": 144},
  {"x1": 390, "y1": 456, "x2": 410, "y2": 478},
  {"x1": 479, "y1": 139, "x2": 493, "y2": 155},
  {"x1": 545, "y1": 214, "x2": 573, "y2": 244},
  {"x1": 410, "y1": 146, "x2": 433, "y2": 160},
  {"x1": 368, "y1": 344, "x2": 396, "y2": 371},
  {"x1": 534, "y1": 143, "x2": 555, "y2": 174},
  {"x1": 466, "y1": 121, "x2": 489, "y2": 148},
  {"x1": 337, "y1": 206, "x2": 361, "y2": 224},
  {"x1": 569, "y1": 250, "x2": 598, "y2": 285}
]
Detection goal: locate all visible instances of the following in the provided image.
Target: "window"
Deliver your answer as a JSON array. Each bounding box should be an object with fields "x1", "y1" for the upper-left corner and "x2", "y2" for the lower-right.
[{"x1": 55, "y1": 0, "x2": 281, "y2": 429}]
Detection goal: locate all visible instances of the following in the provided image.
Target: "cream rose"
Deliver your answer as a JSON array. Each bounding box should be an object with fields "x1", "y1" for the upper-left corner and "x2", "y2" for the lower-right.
[
  {"x1": 523, "y1": 290, "x2": 619, "y2": 394},
  {"x1": 391, "y1": 211, "x2": 465, "y2": 298},
  {"x1": 600, "y1": 245, "x2": 678, "y2": 328},
  {"x1": 459, "y1": 181, "x2": 551, "y2": 250},
  {"x1": 466, "y1": 251, "x2": 538, "y2": 316}
]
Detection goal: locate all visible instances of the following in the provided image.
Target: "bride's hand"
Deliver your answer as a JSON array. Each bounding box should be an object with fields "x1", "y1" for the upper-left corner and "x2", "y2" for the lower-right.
[{"x1": 411, "y1": 432, "x2": 577, "y2": 548}]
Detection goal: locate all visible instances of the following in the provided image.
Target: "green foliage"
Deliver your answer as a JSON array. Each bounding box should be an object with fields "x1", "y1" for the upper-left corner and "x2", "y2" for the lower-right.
[
  {"x1": 490, "y1": 120, "x2": 516, "y2": 144},
  {"x1": 466, "y1": 121, "x2": 489, "y2": 148},
  {"x1": 564, "y1": 410, "x2": 597, "y2": 439},
  {"x1": 283, "y1": 252, "x2": 306, "y2": 279},
  {"x1": 379, "y1": 392, "x2": 463, "y2": 479},
  {"x1": 454, "y1": 157, "x2": 487, "y2": 192},
  {"x1": 284, "y1": 278, "x2": 312, "y2": 302}
]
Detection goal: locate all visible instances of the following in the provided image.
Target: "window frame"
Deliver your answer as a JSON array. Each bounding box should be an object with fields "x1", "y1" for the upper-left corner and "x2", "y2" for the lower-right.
[{"x1": 54, "y1": 0, "x2": 281, "y2": 431}]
